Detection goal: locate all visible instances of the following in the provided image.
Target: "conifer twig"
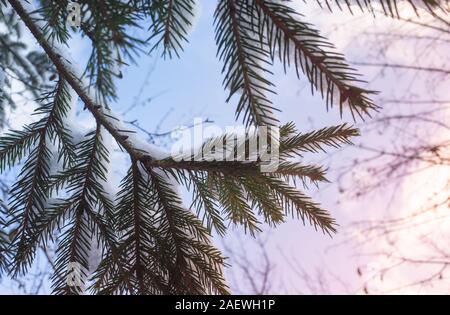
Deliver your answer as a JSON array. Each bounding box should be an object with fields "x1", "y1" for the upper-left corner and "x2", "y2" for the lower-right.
[{"x1": 7, "y1": 0, "x2": 150, "y2": 164}]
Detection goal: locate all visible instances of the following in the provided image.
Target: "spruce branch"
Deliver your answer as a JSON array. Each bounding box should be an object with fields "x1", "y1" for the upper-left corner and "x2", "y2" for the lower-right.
[
  {"x1": 217, "y1": 174, "x2": 262, "y2": 235},
  {"x1": 8, "y1": 133, "x2": 52, "y2": 275},
  {"x1": 0, "y1": 127, "x2": 41, "y2": 172},
  {"x1": 36, "y1": 0, "x2": 71, "y2": 43},
  {"x1": 51, "y1": 124, "x2": 115, "y2": 294},
  {"x1": 146, "y1": 167, "x2": 229, "y2": 294},
  {"x1": 143, "y1": 124, "x2": 352, "y2": 235},
  {"x1": 93, "y1": 161, "x2": 168, "y2": 294},
  {"x1": 181, "y1": 170, "x2": 227, "y2": 236},
  {"x1": 148, "y1": 0, "x2": 197, "y2": 58},
  {"x1": 253, "y1": 0, "x2": 378, "y2": 119},
  {"x1": 7, "y1": 78, "x2": 75, "y2": 275},
  {"x1": 280, "y1": 123, "x2": 360, "y2": 157},
  {"x1": 214, "y1": 0, "x2": 278, "y2": 127},
  {"x1": 51, "y1": 207, "x2": 91, "y2": 295},
  {"x1": 6, "y1": 0, "x2": 150, "y2": 163},
  {"x1": 81, "y1": 0, "x2": 145, "y2": 105}
]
